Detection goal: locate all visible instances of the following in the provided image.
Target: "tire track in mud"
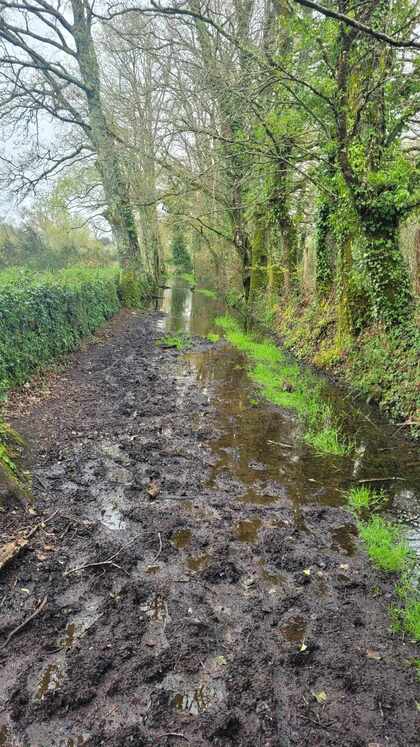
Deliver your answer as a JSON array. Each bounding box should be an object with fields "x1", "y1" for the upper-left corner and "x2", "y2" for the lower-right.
[{"x1": 0, "y1": 308, "x2": 419, "y2": 747}]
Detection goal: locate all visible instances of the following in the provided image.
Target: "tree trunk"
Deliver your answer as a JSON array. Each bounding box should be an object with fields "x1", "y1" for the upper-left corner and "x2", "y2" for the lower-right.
[{"x1": 71, "y1": 1, "x2": 143, "y2": 273}]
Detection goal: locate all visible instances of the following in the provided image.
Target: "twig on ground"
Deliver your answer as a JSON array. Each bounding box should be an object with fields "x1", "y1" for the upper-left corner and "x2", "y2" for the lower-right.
[
  {"x1": 64, "y1": 536, "x2": 139, "y2": 576},
  {"x1": 0, "y1": 509, "x2": 59, "y2": 573},
  {"x1": 157, "y1": 735, "x2": 190, "y2": 743},
  {"x1": 356, "y1": 477, "x2": 404, "y2": 483},
  {"x1": 26, "y1": 509, "x2": 60, "y2": 540},
  {"x1": 153, "y1": 532, "x2": 163, "y2": 563},
  {"x1": 0, "y1": 595, "x2": 47, "y2": 650},
  {"x1": 33, "y1": 474, "x2": 49, "y2": 491}
]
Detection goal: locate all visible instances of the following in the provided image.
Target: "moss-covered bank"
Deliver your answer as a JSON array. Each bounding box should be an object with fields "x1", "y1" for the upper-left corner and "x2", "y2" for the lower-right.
[{"x1": 253, "y1": 296, "x2": 419, "y2": 439}]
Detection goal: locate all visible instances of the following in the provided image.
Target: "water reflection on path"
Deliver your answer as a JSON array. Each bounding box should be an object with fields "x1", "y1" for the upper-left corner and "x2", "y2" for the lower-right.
[{"x1": 159, "y1": 280, "x2": 420, "y2": 536}]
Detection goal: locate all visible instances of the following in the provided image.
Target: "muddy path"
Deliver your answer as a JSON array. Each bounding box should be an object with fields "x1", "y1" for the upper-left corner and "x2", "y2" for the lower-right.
[{"x1": 1, "y1": 286, "x2": 419, "y2": 747}]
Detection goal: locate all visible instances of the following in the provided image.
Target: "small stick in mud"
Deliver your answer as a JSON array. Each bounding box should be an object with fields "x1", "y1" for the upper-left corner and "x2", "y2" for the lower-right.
[
  {"x1": 64, "y1": 536, "x2": 139, "y2": 576},
  {"x1": 0, "y1": 595, "x2": 47, "y2": 650},
  {"x1": 157, "y1": 735, "x2": 190, "y2": 744},
  {"x1": 152, "y1": 532, "x2": 163, "y2": 563}
]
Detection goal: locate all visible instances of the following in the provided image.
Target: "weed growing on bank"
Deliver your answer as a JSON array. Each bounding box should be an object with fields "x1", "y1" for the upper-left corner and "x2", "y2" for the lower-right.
[
  {"x1": 347, "y1": 485, "x2": 386, "y2": 514},
  {"x1": 216, "y1": 314, "x2": 348, "y2": 456},
  {"x1": 345, "y1": 486, "x2": 419, "y2": 641}
]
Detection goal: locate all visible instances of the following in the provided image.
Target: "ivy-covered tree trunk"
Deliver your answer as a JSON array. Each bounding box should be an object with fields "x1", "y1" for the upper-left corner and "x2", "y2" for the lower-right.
[
  {"x1": 249, "y1": 219, "x2": 268, "y2": 302},
  {"x1": 358, "y1": 202, "x2": 413, "y2": 325},
  {"x1": 334, "y1": 12, "x2": 413, "y2": 327},
  {"x1": 71, "y1": 1, "x2": 144, "y2": 284},
  {"x1": 315, "y1": 199, "x2": 335, "y2": 296},
  {"x1": 336, "y1": 235, "x2": 353, "y2": 341}
]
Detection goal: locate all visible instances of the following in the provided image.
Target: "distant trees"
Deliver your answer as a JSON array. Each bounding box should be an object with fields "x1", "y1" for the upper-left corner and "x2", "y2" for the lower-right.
[
  {"x1": 0, "y1": 0, "x2": 144, "y2": 288},
  {"x1": 0, "y1": 0, "x2": 418, "y2": 327},
  {"x1": 171, "y1": 231, "x2": 193, "y2": 275}
]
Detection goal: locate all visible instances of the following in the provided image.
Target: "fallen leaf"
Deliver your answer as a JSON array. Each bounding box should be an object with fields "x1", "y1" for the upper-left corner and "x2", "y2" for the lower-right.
[
  {"x1": 147, "y1": 480, "x2": 160, "y2": 499},
  {"x1": 303, "y1": 568, "x2": 311, "y2": 576},
  {"x1": 215, "y1": 655, "x2": 227, "y2": 666},
  {"x1": 339, "y1": 563, "x2": 349, "y2": 571},
  {"x1": 312, "y1": 690, "x2": 327, "y2": 704},
  {"x1": 300, "y1": 642, "x2": 307, "y2": 652},
  {"x1": 367, "y1": 649, "x2": 382, "y2": 661}
]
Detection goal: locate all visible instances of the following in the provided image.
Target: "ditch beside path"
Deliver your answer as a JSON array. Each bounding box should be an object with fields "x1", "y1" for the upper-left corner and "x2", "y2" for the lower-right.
[{"x1": 0, "y1": 295, "x2": 419, "y2": 747}]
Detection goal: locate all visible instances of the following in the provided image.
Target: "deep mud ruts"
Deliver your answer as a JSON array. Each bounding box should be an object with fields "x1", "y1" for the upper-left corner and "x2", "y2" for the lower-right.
[{"x1": 0, "y1": 302, "x2": 419, "y2": 747}]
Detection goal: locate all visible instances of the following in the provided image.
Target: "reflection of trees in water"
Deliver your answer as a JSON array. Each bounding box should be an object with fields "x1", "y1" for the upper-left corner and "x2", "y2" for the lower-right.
[
  {"x1": 165, "y1": 282, "x2": 223, "y2": 336},
  {"x1": 168, "y1": 286, "x2": 191, "y2": 333}
]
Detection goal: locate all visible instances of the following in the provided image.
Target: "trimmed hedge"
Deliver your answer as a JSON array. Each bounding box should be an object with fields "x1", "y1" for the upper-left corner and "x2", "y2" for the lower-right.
[{"x1": 0, "y1": 265, "x2": 122, "y2": 393}]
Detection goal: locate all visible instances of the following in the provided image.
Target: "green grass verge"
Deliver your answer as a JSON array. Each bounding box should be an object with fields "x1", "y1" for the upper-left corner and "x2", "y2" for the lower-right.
[
  {"x1": 345, "y1": 486, "x2": 419, "y2": 641},
  {"x1": 215, "y1": 315, "x2": 348, "y2": 456},
  {"x1": 207, "y1": 333, "x2": 220, "y2": 343},
  {"x1": 158, "y1": 334, "x2": 191, "y2": 350}
]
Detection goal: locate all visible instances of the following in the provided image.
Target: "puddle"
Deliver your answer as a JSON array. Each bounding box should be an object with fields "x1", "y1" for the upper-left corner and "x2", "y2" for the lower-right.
[
  {"x1": 0, "y1": 726, "x2": 10, "y2": 747},
  {"x1": 162, "y1": 672, "x2": 226, "y2": 716},
  {"x1": 186, "y1": 554, "x2": 209, "y2": 572},
  {"x1": 331, "y1": 524, "x2": 357, "y2": 556},
  {"x1": 158, "y1": 282, "x2": 420, "y2": 557},
  {"x1": 280, "y1": 615, "x2": 306, "y2": 643},
  {"x1": 100, "y1": 502, "x2": 125, "y2": 530},
  {"x1": 36, "y1": 663, "x2": 63, "y2": 700},
  {"x1": 63, "y1": 623, "x2": 76, "y2": 649},
  {"x1": 238, "y1": 489, "x2": 278, "y2": 506},
  {"x1": 259, "y1": 564, "x2": 282, "y2": 587},
  {"x1": 172, "y1": 684, "x2": 214, "y2": 715},
  {"x1": 235, "y1": 518, "x2": 262, "y2": 544},
  {"x1": 171, "y1": 529, "x2": 192, "y2": 549},
  {"x1": 141, "y1": 593, "x2": 167, "y2": 622},
  {"x1": 145, "y1": 565, "x2": 161, "y2": 574}
]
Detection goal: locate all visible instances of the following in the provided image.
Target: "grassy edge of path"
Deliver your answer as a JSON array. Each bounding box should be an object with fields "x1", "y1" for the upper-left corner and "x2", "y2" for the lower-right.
[{"x1": 215, "y1": 314, "x2": 349, "y2": 456}]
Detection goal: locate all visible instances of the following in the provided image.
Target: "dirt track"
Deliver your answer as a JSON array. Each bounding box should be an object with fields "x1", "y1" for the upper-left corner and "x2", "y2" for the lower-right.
[{"x1": 0, "y1": 308, "x2": 419, "y2": 747}]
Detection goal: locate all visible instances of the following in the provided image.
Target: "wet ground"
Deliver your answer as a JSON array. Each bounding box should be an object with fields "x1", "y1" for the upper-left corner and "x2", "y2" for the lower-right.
[{"x1": 0, "y1": 281, "x2": 419, "y2": 746}]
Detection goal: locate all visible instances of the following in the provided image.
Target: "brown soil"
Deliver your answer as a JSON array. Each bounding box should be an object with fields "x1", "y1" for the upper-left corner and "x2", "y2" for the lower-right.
[{"x1": 0, "y1": 308, "x2": 418, "y2": 747}]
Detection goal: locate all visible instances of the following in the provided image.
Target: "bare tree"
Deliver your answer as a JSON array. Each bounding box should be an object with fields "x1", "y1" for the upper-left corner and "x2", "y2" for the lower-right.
[{"x1": 0, "y1": 1, "x2": 144, "y2": 275}]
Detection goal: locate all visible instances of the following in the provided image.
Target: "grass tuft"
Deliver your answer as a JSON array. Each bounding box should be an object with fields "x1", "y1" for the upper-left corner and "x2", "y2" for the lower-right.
[
  {"x1": 345, "y1": 486, "x2": 419, "y2": 641},
  {"x1": 207, "y1": 332, "x2": 220, "y2": 343},
  {"x1": 347, "y1": 486, "x2": 385, "y2": 514},
  {"x1": 158, "y1": 334, "x2": 191, "y2": 350},
  {"x1": 358, "y1": 515, "x2": 411, "y2": 573}
]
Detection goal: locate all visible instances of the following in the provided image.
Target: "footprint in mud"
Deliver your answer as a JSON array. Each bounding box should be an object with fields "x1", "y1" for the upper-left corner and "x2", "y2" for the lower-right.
[
  {"x1": 186, "y1": 554, "x2": 209, "y2": 572},
  {"x1": 36, "y1": 663, "x2": 64, "y2": 700},
  {"x1": 162, "y1": 672, "x2": 226, "y2": 716},
  {"x1": 280, "y1": 615, "x2": 306, "y2": 644},
  {"x1": 171, "y1": 528, "x2": 192, "y2": 549},
  {"x1": 141, "y1": 593, "x2": 168, "y2": 622},
  {"x1": 235, "y1": 518, "x2": 262, "y2": 543}
]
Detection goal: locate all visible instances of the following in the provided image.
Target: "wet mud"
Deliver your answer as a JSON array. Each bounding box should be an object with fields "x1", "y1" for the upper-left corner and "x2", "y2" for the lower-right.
[{"x1": 0, "y1": 286, "x2": 419, "y2": 746}]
